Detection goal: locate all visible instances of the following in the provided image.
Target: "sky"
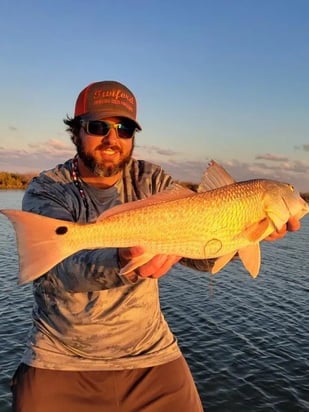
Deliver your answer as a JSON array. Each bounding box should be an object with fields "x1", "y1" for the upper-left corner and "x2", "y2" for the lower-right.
[{"x1": 0, "y1": 0, "x2": 308, "y2": 191}]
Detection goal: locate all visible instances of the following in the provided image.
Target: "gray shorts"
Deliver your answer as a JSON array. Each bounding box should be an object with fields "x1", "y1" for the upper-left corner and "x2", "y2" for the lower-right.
[{"x1": 11, "y1": 355, "x2": 204, "y2": 411}]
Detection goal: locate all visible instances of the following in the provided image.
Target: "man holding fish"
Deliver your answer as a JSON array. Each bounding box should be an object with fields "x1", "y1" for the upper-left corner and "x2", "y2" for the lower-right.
[{"x1": 4, "y1": 81, "x2": 305, "y2": 412}]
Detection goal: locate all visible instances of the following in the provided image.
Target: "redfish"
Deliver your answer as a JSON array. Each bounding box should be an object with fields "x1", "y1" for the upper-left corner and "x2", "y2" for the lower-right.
[{"x1": 1, "y1": 161, "x2": 308, "y2": 283}]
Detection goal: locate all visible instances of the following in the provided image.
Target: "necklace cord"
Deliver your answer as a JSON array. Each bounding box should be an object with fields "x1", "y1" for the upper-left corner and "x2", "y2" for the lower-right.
[{"x1": 70, "y1": 155, "x2": 90, "y2": 220}]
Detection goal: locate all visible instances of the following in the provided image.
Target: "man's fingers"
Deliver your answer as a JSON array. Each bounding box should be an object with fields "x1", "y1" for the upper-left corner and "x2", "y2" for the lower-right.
[
  {"x1": 138, "y1": 255, "x2": 181, "y2": 278},
  {"x1": 287, "y1": 216, "x2": 301, "y2": 231},
  {"x1": 150, "y1": 256, "x2": 181, "y2": 278},
  {"x1": 118, "y1": 246, "x2": 144, "y2": 261},
  {"x1": 265, "y1": 216, "x2": 302, "y2": 242}
]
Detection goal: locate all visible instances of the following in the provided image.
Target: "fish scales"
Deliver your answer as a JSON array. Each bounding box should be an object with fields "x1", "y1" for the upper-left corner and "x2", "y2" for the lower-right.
[
  {"x1": 1, "y1": 165, "x2": 308, "y2": 283},
  {"x1": 66, "y1": 181, "x2": 275, "y2": 258}
]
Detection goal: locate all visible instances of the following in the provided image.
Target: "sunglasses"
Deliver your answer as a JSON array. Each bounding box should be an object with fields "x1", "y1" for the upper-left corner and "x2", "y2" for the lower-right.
[{"x1": 80, "y1": 120, "x2": 137, "y2": 139}]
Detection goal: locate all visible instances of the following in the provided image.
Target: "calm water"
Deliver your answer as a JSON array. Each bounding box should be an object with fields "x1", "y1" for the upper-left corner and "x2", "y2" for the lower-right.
[{"x1": 0, "y1": 190, "x2": 308, "y2": 412}]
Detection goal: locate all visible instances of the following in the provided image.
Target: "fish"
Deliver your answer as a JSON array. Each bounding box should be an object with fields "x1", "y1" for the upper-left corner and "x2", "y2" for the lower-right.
[{"x1": 1, "y1": 161, "x2": 308, "y2": 284}]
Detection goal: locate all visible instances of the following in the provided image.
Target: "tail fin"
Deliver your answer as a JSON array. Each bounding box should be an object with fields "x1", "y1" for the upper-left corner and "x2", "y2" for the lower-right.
[{"x1": 1, "y1": 209, "x2": 75, "y2": 284}]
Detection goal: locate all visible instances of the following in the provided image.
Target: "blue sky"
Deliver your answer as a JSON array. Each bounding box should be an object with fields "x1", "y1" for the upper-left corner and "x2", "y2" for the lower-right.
[{"x1": 1, "y1": 0, "x2": 308, "y2": 191}]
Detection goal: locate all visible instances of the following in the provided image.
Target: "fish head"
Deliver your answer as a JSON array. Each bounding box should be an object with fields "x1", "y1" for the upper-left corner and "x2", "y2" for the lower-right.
[{"x1": 262, "y1": 181, "x2": 309, "y2": 230}]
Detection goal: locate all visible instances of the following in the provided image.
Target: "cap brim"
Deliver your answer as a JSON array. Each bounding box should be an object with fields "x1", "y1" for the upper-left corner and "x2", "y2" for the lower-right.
[{"x1": 80, "y1": 111, "x2": 142, "y2": 131}]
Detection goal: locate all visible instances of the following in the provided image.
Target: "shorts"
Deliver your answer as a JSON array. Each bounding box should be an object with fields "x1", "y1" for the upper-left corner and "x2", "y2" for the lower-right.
[{"x1": 11, "y1": 355, "x2": 204, "y2": 411}]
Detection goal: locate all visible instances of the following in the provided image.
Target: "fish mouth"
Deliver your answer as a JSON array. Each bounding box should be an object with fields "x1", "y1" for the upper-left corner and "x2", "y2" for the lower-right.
[
  {"x1": 282, "y1": 195, "x2": 309, "y2": 220},
  {"x1": 298, "y1": 202, "x2": 309, "y2": 219}
]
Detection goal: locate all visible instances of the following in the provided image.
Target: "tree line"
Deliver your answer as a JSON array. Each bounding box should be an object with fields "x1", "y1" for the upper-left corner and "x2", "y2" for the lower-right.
[
  {"x1": 0, "y1": 172, "x2": 36, "y2": 190},
  {"x1": 1, "y1": 172, "x2": 309, "y2": 202}
]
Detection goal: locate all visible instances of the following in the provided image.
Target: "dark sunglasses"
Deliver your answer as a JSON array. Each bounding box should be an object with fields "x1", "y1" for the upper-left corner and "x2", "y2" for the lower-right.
[{"x1": 80, "y1": 120, "x2": 137, "y2": 139}]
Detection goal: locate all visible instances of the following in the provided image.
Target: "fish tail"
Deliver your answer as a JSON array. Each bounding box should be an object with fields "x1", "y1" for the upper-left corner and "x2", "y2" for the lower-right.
[{"x1": 1, "y1": 209, "x2": 75, "y2": 284}]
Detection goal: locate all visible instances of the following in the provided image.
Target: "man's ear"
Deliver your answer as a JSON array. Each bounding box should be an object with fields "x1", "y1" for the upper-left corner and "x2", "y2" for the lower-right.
[{"x1": 72, "y1": 135, "x2": 78, "y2": 145}]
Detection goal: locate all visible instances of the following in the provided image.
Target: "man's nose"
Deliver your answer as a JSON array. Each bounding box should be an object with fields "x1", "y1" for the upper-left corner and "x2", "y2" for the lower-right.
[{"x1": 102, "y1": 126, "x2": 118, "y2": 143}]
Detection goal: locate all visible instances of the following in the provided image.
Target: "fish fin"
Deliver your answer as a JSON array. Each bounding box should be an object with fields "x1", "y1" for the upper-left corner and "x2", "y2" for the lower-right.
[
  {"x1": 197, "y1": 160, "x2": 235, "y2": 192},
  {"x1": 119, "y1": 252, "x2": 155, "y2": 275},
  {"x1": 98, "y1": 186, "x2": 195, "y2": 221},
  {"x1": 0, "y1": 209, "x2": 74, "y2": 284},
  {"x1": 240, "y1": 218, "x2": 272, "y2": 242},
  {"x1": 238, "y1": 244, "x2": 261, "y2": 278},
  {"x1": 210, "y1": 251, "x2": 237, "y2": 274}
]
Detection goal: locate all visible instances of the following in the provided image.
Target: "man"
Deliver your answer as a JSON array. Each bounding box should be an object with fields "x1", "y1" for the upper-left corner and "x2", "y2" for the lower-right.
[{"x1": 11, "y1": 80, "x2": 300, "y2": 412}]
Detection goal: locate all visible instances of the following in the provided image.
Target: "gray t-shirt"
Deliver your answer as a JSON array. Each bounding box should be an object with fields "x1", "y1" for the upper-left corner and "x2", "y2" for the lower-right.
[{"x1": 21, "y1": 158, "x2": 185, "y2": 370}]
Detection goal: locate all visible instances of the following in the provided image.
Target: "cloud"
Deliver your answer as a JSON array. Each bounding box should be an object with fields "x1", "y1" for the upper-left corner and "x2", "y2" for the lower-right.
[
  {"x1": 294, "y1": 143, "x2": 309, "y2": 152},
  {"x1": 303, "y1": 144, "x2": 309, "y2": 152},
  {"x1": 1, "y1": 141, "x2": 309, "y2": 191},
  {"x1": 28, "y1": 139, "x2": 72, "y2": 152},
  {"x1": 9, "y1": 126, "x2": 17, "y2": 131},
  {"x1": 0, "y1": 139, "x2": 75, "y2": 173},
  {"x1": 255, "y1": 153, "x2": 288, "y2": 162},
  {"x1": 134, "y1": 147, "x2": 309, "y2": 191},
  {"x1": 135, "y1": 144, "x2": 180, "y2": 157}
]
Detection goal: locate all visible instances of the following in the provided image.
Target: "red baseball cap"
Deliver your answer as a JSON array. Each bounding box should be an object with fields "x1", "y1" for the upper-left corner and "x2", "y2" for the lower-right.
[{"x1": 74, "y1": 80, "x2": 142, "y2": 130}]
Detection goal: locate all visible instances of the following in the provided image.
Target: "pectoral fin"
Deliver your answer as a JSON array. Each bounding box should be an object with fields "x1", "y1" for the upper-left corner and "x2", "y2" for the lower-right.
[
  {"x1": 238, "y1": 244, "x2": 261, "y2": 278},
  {"x1": 240, "y1": 218, "x2": 272, "y2": 242}
]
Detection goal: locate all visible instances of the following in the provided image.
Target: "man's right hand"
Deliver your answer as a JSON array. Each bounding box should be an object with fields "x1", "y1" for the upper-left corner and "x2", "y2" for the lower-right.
[{"x1": 118, "y1": 247, "x2": 181, "y2": 279}]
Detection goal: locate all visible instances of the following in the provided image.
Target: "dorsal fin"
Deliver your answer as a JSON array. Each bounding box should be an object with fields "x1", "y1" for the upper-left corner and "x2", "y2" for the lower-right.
[
  {"x1": 97, "y1": 184, "x2": 195, "y2": 221},
  {"x1": 197, "y1": 160, "x2": 235, "y2": 192}
]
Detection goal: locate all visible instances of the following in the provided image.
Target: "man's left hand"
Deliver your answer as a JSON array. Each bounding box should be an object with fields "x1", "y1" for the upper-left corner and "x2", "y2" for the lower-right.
[{"x1": 265, "y1": 216, "x2": 301, "y2": 241}]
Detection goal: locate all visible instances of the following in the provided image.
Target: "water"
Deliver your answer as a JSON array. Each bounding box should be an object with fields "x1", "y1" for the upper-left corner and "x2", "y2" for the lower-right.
[{"x1": 0, "y1": 190, "x2": 308, "y2": 412}]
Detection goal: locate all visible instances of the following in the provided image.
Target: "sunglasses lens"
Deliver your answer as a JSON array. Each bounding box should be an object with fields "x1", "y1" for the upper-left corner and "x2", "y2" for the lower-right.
[
  {"x1": 82, "y1": 120, "x2": 136, "y2": 139},
  {"x1": 87, "y1": 121, "x2": 109, "y2": 136},
  {"x1": 116, "y1": 123, "x2": 136, "y2": 139}
]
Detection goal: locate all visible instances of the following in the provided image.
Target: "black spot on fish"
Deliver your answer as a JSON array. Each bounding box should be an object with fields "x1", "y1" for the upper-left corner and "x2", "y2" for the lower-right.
[{"x1": 56, "y1": 226, "x2": 68, "y2": 235}]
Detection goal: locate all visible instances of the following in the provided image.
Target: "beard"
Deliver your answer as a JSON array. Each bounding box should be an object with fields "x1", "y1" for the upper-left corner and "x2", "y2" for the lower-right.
[{"x1": 75, "y1": 136, "x2": 134, "y2": 177}]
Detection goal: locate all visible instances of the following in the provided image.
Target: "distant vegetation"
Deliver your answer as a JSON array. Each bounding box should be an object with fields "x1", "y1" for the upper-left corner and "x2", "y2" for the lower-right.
[
  {"x1": 301, "y1": 192, "x2": 309, "y2": 202},
  {"x1": 1, "y1": 172, "x2": 309, "y2": 202},
  {"x1": 0, "y1": 172, "x2": 36, "y2": 190}
]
